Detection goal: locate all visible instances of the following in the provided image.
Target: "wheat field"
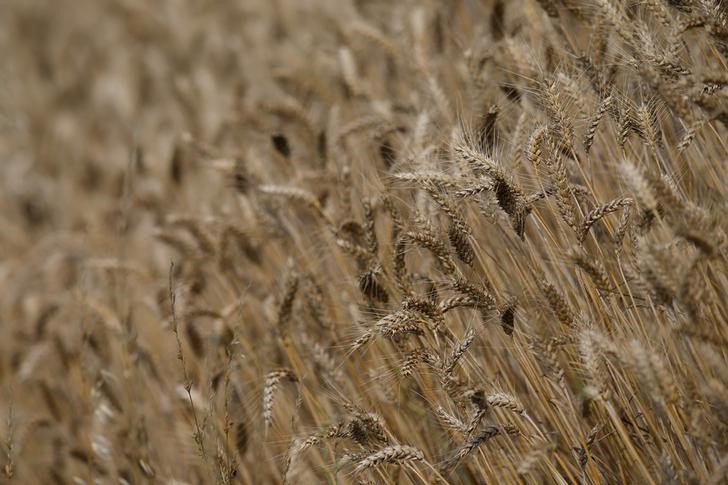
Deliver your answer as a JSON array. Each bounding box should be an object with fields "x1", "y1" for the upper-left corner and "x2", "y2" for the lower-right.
[{"x1": 1, "y1": 0, "x2": 727, "y2": 483}]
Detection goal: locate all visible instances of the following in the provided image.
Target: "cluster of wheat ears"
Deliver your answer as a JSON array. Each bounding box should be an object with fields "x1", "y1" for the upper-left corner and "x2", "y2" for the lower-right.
[{"x1": 1, "y1": 0, "x2": 727, "y2": 483}]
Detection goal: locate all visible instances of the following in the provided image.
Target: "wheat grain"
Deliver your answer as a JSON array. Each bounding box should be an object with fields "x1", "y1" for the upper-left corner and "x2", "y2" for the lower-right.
[
  {"x1": 353, "y1": 445, "x2": 424, "y2": 473},
  {"x1": 263, "y1": 369, "x2": 298, "y2": 428}
]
